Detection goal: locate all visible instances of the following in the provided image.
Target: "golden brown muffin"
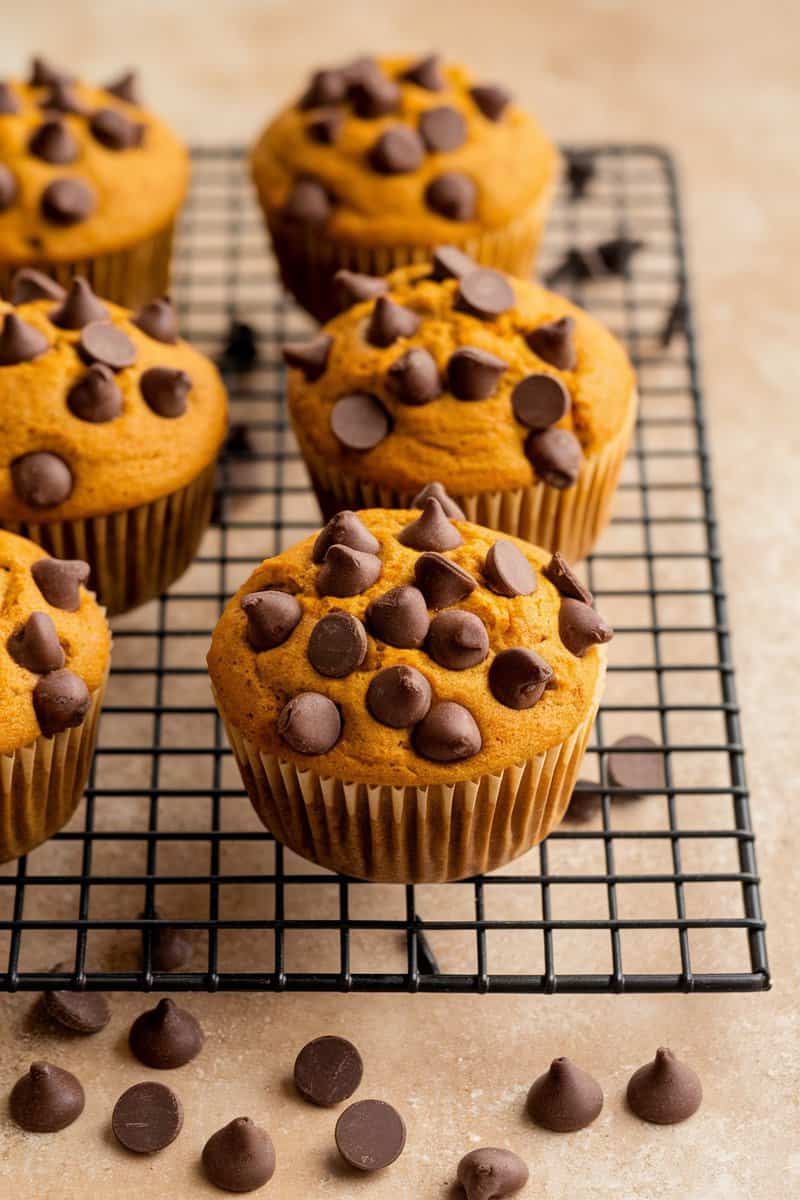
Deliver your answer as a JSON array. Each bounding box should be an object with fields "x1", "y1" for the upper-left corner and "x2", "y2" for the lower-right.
[
  {"x1": 0, "y1": 529, "x2": 110, "y2": 861},
  {"x1": 251, "y1": 53, "x2": 559, "y2": 320},
  {"x1": 0, "y1": 276, "x2": 228, "y2": 612},
  {"x1": 0, "y1": 58, "x2": 189, "y2": 306},
  {"x1": 208, "y1": 505, "x2": 611, "y2": 881},
  {"x1": 284, "y1": 254, "x2": 637, "y2": 561}
]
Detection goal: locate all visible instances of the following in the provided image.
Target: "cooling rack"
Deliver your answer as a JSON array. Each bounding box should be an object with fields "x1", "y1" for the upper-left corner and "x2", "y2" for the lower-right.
[{"x1": 0, "y1": 145, "x2": 769, "y2": 994}]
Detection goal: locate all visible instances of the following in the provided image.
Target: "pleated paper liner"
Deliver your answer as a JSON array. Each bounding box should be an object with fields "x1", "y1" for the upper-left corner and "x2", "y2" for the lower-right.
[
  {"x1": 215, "y1": 657, "x2": 604, "y2": 884},
  {"x1": 0, "y1": 221, "x2": 175, "y2": 309},
  {"x1": 3, "y1": 461, "x2": 216, "y2": 616}
]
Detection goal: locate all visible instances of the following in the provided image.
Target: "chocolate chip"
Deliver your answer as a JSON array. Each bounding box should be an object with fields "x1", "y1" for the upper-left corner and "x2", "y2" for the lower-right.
[
  {"x1": 308, "y1": 610, "x2": 367, "y2": 677},
  {"x1": 525, "y1": 426, "x2": 583, "y2": 488},
  {"x1": 457, "y1": 1148, "x2": 529, "y2": 1200},
  {"x1": 41, "y1": 177, "x2": 96, "y2": 225},
  {"x1": 51, "y1": 277, "x2": 109, "y2": 330},
  {"x1": 112, "y1": 1081, "x2": 183, "y2": 1154},
  {"x1": 661, "y1": 290, "x2": 688, "y2": 348},
  {"x1": 398, "y1": 497, "x2": 462, "y2": 551},
  {"x1": 29, "y1": 57, "x2": 73, "y2": 87},
  {"x1": 220, "y1": 318, "x2": 258, "y2": 370},
  {"x1": 526, "y1": 316, "x2": 576, "y2": 371},
  {"x1": 140, "y1": 366, "x2": 191, "y2": 417},
  {"x1": 563, "y1": 780, "x2": 603, "y2": 824},
  {"x1": 203, "y1": 1118, "x2": 276, "y2": 1192},
  {"x1": 39, "y1": 80, "x2": 88, "y2": 115},
  {"x1": 607, "y1": 734, "x2": 665, "y2": 798},
  {"x1": 331, "y1": 393, "x2": 390, "y2": 451},
  {"x1": 387, "y1": 346, "x2": 441, "y2": 405},
  {"x1": 10, "y1": 268, "x2": 65, "y2": 304},
  {"x1": 414, "y1": 552, "x2": 476, "y2": 609},
  {"x1": 426, "y1": 610, "x2": 488, "y2": 670},
  {"x1": 565, "y1": 149, "x2": 595, "y2": 200},
  {"x1": 597, "y1": 235, "x2": 644, "y2": 275},
  {"x1": 79, "y1": 321, "x2": 136, "y2": 370},
  {"x1": 318, "y1": 544, "x2": 382, "y2": 597},
  {"x1": 350, "y1": 69, "x2": 400, "y2": 118},
  {"x1": 469, "y1": 83, "x2": 512, "y2": 121},
  {"x1": 419, "y1": 105, "x2": 467, "y2": 152},
  {"x1": 7, "y1": 612, "x2": 64, "y2": 674},
  {"x1": 66, "y1": 364, "x2": 123, "y2": 423},
  {"x1": 10, "y1": 1063, "x2": 84, "y2": 1133},
  {"x1": 241, "y1": 590, "x2": 302, "y2": 651},
  {"x1": 224, "y1": 425, "x2": 255, "y2": 459},
  {"x1": 559, "y1": 597, "x2": 613, "y2": 657},
  {"x1": 283, "y1": 176, "x2": 332, "y2": 225},
  {"x1": 512, "y1": 373, "x2": 571, "y2": 430},
  {"x1": 335, "y1": 1099, "x2": 406, "y2": 1171},
  {"x1": 104, "y1": 70, "x2": 141, "y2": 105},
  {"x1": 33, "y1": 668, "x2": 90, "y2": 735},
  {"x1": 29, "y1": 118, "x2": 79, "y2": 164},
  {"x1": 278, "y1": 692, "x2": 341, "y2": 754},
  {"x1": 456, "y1": 269, "x2": 515, "y2": 320},
  {"x1": 543, "y1": 552, "x2": 591, "y2": 604},
  {"x1": 143, "y1": 915, "x2": 193, "y2": 972},
  {"x1": 369, "y1": 125, "x2": 425, "y2": 174},
  {"x1": 294, "y1": 1036, "x2": 364, "y2": 1107},
  {"x1": 0, "y1": 82, "x2": 20, "y2": 114},
  {"x1": 544, "y1": 247, "x2": 599, "y2": 289},
  {"x1": 489, "y1": 648, "x2": 552, "y2": 710},
  {"x1": 134, "y1": 296, "x2": 178, "y2": 343},
  {"x1": 0, "y1": 312, "x2": 49, "y2": 365},
  {"x1": 527, "y1": 1057, "x2": 604, "y2": 1132},
  {"x1": 403, "y1": 53, "x2": 445, "y2": 91},
  {"x1": 411, "y1": 481, "x2": 466, "y2": 520},
  {"x1": 301, "y1": 67, "x2": 347, "y2": 109},
  {"x1": 484, "y1": 540, "x2": 537, "y2": 597},
  {"x1": 306, "y1": 108, "x2": 343, "y2": 146},
  {"x1": 447, "y1": 346, "x2": 507, "y2": 401},
  {"x1": 367, "y1": 664, "x2": 432, "y2": 728},
  {"x1": 366, "y1": 295, "x2": 421, "y2": 348},
  {"x1": 283, "y1": 332, "x2": 332, "y2": 381},
  {"x1": 627, "y1": 1048, "x2": 702, "y2": 1125},
  {"x1": 11, "y1": 452, "x2": 73, "y2": 508},
  {"x1": 425, "y1": 172, "x2": 477, "y2": 221},
  {"x1": 32, "y1": 558, "x2": 90, "y2": 611},
  {"x1": 43, "y1": 984, "x2": 110, "y2": 1033},
  {"x1": 313, "y1": 510, "x2": 380, "y2": 563},
  {"x1": 334, "y1": 269, "x2": 389, "y2": 310},
  {"x1": 366, "y1": 586, "x2": 429, "y2": 649},
  {"x1": 414, "y1": 700, "x2": 481, "y2": 762},
  {"x1": 90, "y1": 107, "x2": 144, "y2": 150},
  {"x1": 129, "y1": 998, "x2": 204, "y2": 1069},
  {"x1": 432, "y1": 244, "x2": 477, "y2": 281},
  {"x1": 0, "y1": 164, "x2": 17, "y2": 213}
]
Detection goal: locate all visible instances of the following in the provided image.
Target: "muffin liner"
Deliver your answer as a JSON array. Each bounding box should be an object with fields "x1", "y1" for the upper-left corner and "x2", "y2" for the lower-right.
[
  {"x1": 3, "y1": 461, "x2": 216, "y2": 616},
  {"x1": 0, "y1": 222, "x2": 176, "y2": 309},
  {"x1": 214, "y1": 657, "x2": 604, "y2": 884},
  {"x1": 0, "y1": 670, "x2": 107, "y2": 864}
]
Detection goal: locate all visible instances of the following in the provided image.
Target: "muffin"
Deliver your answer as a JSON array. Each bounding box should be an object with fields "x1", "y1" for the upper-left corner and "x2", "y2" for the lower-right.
[
  {"x1": 284, "y1": 252, "x2": 636, "y2": 561},
  {"x1": 0, "y1": 57, "x2": 189, "y2": 307},
  {"x1": 207, "y1": 502, "x2": 611, "y2": 883},
  {"x1": 251, "y1": 52, "x2": 559, "y2": 320},
  {"x1": 0, "y1": 531, "x2": 110, "y2": 862},
  {"x1": 0, "y1": 274, "x2": 228, "y2": 614}
]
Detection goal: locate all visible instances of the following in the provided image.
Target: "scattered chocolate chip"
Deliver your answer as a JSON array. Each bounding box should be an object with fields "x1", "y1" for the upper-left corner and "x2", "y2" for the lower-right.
[
  {"x1": 308, "y1": 610, "x2": 367, "y2": 677},
  {"x1": 0, "y1": 312, "x2": 49, "y2": 365},
  {"x1": 414, "y1": 919, "x2": 440, "y2": 974},
  {"x1": 38, "y1": 80, "x2": 88, "y2": 115},
  {"x1": 411, "y1": 481, "x2": 465, "y2": 520},
  {"x1": 414, "y1": 700, "x2": 481, "y2": 762},
  {"x1": 403, "y1": 53, "x2": 445, "y2": 91},
  {"x1": 350, "y1": 69, "x2": 401, "y2": 118},
  {"x1": 7, "y1": 612, "x2": 64, "y2": 674},
  {"x1": 241, "y1": 590, "x2": 302, "y2": 651},
  {"x1": 336, "y1": 1099, "x2": 406, "y2": 1172},
  {"x1": 90, "y1": 107, "x2": 143, "y2": 150},
  {"x1": 367, "y1": 664, "x2": 432, "y2": 728},
  {"x1": 313, "y1": 510, "x2": 380, "y2": 563},
  {"x1": 142, "y1": 915, "x2": 193, "y2": 972},
  {"x1": 432, "y1": 244, "x2": 477, "y2": 281},
  {"x1": 79, "y1": 321, "x2": 136, "y2": 370},
  {"x1": 563, "y1": 780, "x2": 603, "y2": 824},
  {"x1": 10, "y1": 268, "x2": 65, "y2": 304},
  {"x1": 32, "y1": 558, "x2": 90, "y2": 611},
  {"x1": 526, "y1": 316, "x2": 577, "y2": 371},
  {"x1": 104, "y1": 70, "x2": 140, "y2": 105},
  {"x1": 50, "y1": 277, "x2": 108, "y2": 330},
  {"x1": 43, "y1": 983, "x2": 110, "y2": 1033},
  {"x1": 414, "y1": 552, "x2": 476, "y2": 609},
  {"x1": 564, "y1": 149, "x2": 595, "y2": 201},
  {"x1": 112, "y1": 1081, "x2": 183, "y2": 1154},
  {"x1": 627, "y1": 1048, "x2": 702, "y2": 1125},
  {"x1": 366, "y1": 586, "x2": 429, "y2": 649},
  {"x1": 41, "y1": 177, "x2": 96, "y2": 225},
  {"x1": 469, "y1": 83, "x2": 512, "y2": 121},
  {"x1": 140, "y1": 366, "x2": 191, "y2": 417},
  {"x1": 224, "y1": 423, "x2": 255, "y2": 458},
  {"x1": 294, "y1": 1036, "x2": 364, "y2": 1107},
  {"x1": 484, "y1": 540, "x2": 536, "y2": 597},
  {"x1": 0, "y1": 81, "x2": 20, "y2": 114},
  {"x1": 317, "y1": 544, "x2": 382, "y2": 597},
  {"x1": 33, "y1": 668, "x2": 90, "y2": 735},
  {"x1": 203, "y1": 1117, "x2": 276, "y2": 1192},
  {"x1": 387, "y1": 346, "x2": 441, "y2": 405},
  {"x1": 512, "y1": 373, "x2": 571, "y2": 430},
  {"x1": 307, "y1": 108, "x2": 344, "y2": 145},
  {"x1": 29, "y1": 118, "x2": 79, "y2": 165},
  {"x1": 10, "y1": 1063, "x2": 85, "y2": 1133},
  {"x1": 527, "y1": 1057, "x2": 604, "y2": 1132},
  {"x1": 419, "y1": 105, "x2": 467, "y2": 153},
  {"x1": 426, "y1": 172, "x2": 478, "y2": 221},
  {"x1": 283, "y1": 332, "x2": 332, "y2": 381},
  {"x1": 661, "y1": 290, "x2": 688, "y2": 348},
  {"x1": 559, "y1": 596, "x2": 613, "y2": 657},
  {"x1": 457, "y1": 1147, "x2": 529, "y2": 1199},
  {"x1": 0, "y1": 164, "x2": 17, "y2": 213},
  {"x1": 11, "y1": 452, "x2": 72, "y2": 508},
  {"x1": 427, "y1": 609, "x2": 488, "y2": 670},
  {"x1": 134, "y1": 296, "x2": 178, "y2": 343},
  {"x1": 398, "y1": 497, "x2": 462, "y2": 551},
  {"x1": 489, "y1": 648, "x2": 552, "y2": 710},
  {"x1": 525, "y1": 426, "x2": 583, "y2": 488},
  {"x1": 301, "y1": 67, "x2": 347, "y2": 109},
  {"x1": 334, "y1": 269, "x2": 389, "y2": 311},
  {"x1": 66, "y1": 364, "x2": 123, "y2": 423},
  {"x1": 544, "y1": 247, "x2": 598, "y2": 289},
  {"x1": 369, "y1": 125, "x2": 425, "y2": 174},
  {"x1": 29, "y1": 57, "x2": 74, "y2": 88},
  {"x1": 283, "y1": 176, "x2": 332, "y2": 225},
  {"x1": 331, "y1": 392, "x2": 390, "y2": 451},
  {"x1": 607, "y1": 734, "x2": 665, "y2": 797},
  {"x1": 597, "y1": 235, "x2": 644, "y2": 274},
  {"x1": 543, "y1": 552, "x2": 592, "y2": 604},
  {"x1": 366, "y1": 295, "x2": 421, "y2": 348},
  {"x1": 129, "y1": 998, "x2": 204, "y2": 1070},
  {"x1": 278, "y1": 692, "x2": 341, "y2": 754},
  {"x1": 456, "y1": 269, "x2": 514, "y2": 321},
  {"x1": 220, "y1": 319, "x2": 258, "y2": 370},
  {"x1": 447, "y1": 346, "x2": 507, "y2": 401}
]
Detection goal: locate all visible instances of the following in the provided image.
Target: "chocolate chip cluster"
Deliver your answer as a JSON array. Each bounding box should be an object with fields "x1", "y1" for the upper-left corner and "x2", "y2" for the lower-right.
[
  {"x1": 283, "y1": 54, "x2": 512, "y2": 227},
  {"x1": 239, "y1": 491, "x2": 612, "y2": 766},
  {"x1": 283, "y1": 246, "x2": 585, "y2": 489},
  {"x1": 0, "y1": 58, "x2": 144, "y2": 228},
  {"x1": 1, "y1": 273, "x2": 191, "y2": 510}
]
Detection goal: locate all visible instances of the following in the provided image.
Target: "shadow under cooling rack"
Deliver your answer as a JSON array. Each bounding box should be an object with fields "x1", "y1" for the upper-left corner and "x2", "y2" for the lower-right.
[{"x1": 0, "y1": 145, "x2": 769, "y2": 995}]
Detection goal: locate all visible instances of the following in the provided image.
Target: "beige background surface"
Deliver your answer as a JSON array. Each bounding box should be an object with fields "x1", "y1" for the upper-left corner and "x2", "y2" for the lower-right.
[{"x1": 1, "y1": 2, "x2": 798, "y2": 1197}]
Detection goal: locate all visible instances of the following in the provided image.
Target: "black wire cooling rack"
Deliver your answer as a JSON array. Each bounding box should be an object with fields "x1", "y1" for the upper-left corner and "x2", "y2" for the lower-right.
[{"x1": 0, "y1": 145, "x2": 769, "y2": 995}]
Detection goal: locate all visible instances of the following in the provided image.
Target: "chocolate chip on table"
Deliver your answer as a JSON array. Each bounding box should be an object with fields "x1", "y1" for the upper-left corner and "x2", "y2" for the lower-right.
[
  {"x1": 559, "y1": 597, "x2": 613, "y2": 657},
  {"x1": 607, "y1": 734, "x2": 665, "y2": 798},
  {"x1": 0, "y1": 164, "x2": 18, "y2": 213},
  {"x1": 489, "y1": 648, "x2": 553, "y2": 710},
  {"x1": 369, "y1": 125, "x2": 425, "y2": 174},
  {"x1": 34, "y1": 668, "x2": 90, "y2": 736},
  {"x1": 349, "y1": 68, "x2": 401, "y2": 118},
  {"x1": 278, "y1": 692, "x2": 342, "y2": 754},
  {"x1": 142, "y1": 915, "x2": 193, "y2": 973},
  {"x1": 367, "y1": 664, "x2": 432, "y2": 728},
  {"x1": 79, "y1": 322, "x2": 137, "y2": 371},
  {"x1": 419, "y1": 105, "x2": 468, "y2": 153},
  {"x1": 432, "y1": 244, "x2": 477, "y2": 281},
  {"x1": 411, "y1": 481, "x2": 465, "y2": 520},
  {"x1": 41, "y1": 177, "x2": 96, "y2": 225},
  {"x1": 89, "y1": 107, "x2": 143, "y2": 151},
  {"x1": 129, "y1": 998, "x2": 204, "y2": 1070},
  {"x1": 596, "y1": 236, "x2": 644, "y2": 275},
  {"x1": 283, "y1": 176, "x2": 332, "y2": 225},
  {"x1": 627, "y1": 1047, "x2": 702, "y2": 1125},
  {"x1": 0, "y1": 81, "x2": 20, "y2": 114},
  {"x1": 7, "y1": 612, "x2": 65, "y2": 674},
  {"x1": 484, "y1": 540, "x2": 536, "y2": 597},
  {"x1": 366, "y1": 585, "x2": 430, "y2": 649},
  {"x1": 525, "y1": 316, "x2": 577, "y2": 371},
  {"x1": 525, "y1": 426, "x2": 583, "y2": 489},
  {"x1": 317, "y1": 544, "x2": 382, "y2": 597},
  {"x1": 403, "y1": 53, "x2": 445, "y2": 91},
  {"x1": 140, "y1": 367, "x2": 191, "y2": 417},
  {"x1": 387, "y1": 346, "x2": 441, "y2": 405},
  {"x1": 397, "y1": 497, "x2": 463, "y2": 551},
  {"x1": 283, "y1": 332, "x2": 332, "y2": 381},
  {"x1": 366, "y1": 295, "x2": 421, "y2": 348},
  {"x1": 427, "y1": 609, "x2": 489, "y2": 670},
  {"x1": 334, "y1": 269, "x2": 388, "y2": 311},
  {"x1": 413, "y1": 700, "x2": 482, "y2": 762},
  {"x1": 335, "y1": 1099, "x2": 407, "y2": 1172},
  {"x1": 457, "y1": 1147, "x2": 529, "y2": 1200},
  {"x1": 11, "y1": 452, "x2": 73, "y2": 508},
  {"x1": 456, "y1": 269, "x2": 515, "y2": 321},
  {"x1": 104, "y1": 70, "x2": 141, "y2": 105},
  {"x1": 512, "y1": 373, "x2": 571, "y2": 431},
  {"x1": 224, "y1": 424, "x2": 255, "y2": 458},
  {"x1": 661, "y1": 289, "x2": 688, "y2": 348},
  {"x1": 331, "y1": 393, "x2": 391, "y2": 451},
  {"x1": 543, "y1": 551, "x2": 592, "y2": 604},
  {"x1": 10, "y1": 268, "x2": 66, "y2": 304},
  {"x1": 241, "y1": 590, "x2": 302, "y2": 651},
  {"x1": 203, "y1": 1117, "x2": 276, "y2": 1192},
  {"x1": 313, "y1": 510, "x2": 380, "y2": 563},
  {"x1": 527, "y1": 1057, "x2": 604, "y2": 1132},
  {"x1": 447, "y1": 346, "x2": 507, "y2": 402},
  {"x1": 425, "y1": 172, "x2": 478, "y2": 221},
  {"x1": 469, "y1": 83, "x2": 512, "y2": 121},
  {"x1": 294, "y1": 1035, "x2": 364, "y2": 1107},
  {"x1": 50, "y1": 277, "x2": 108, "y2": 330},
  {"x1": 135, "y1": 296, "x2": 178, "y2": 344},
  {"x1": 67, "y1": 364, "x2": 124, "y2": 423},
  {"x1": 414, "y1": 552, "x2": 476, "y2": 609},
  {"x1": 32, "y1": 558, "x2": 90, "y2": 611},
  {"x1": 10, "y1": 1062, "x2": 85, "y2": 1133},
  {"x1": 564, "y1": 149, "x2": 595, "y2": 201},
  {"x1": 29, "y1": 56, "x2": 74, "y2": 87},
  {"x1": 0, "y1": 313, "x2": 49, "y2": 365},
  {"x1": 300, "y1": 67, "x2": 347, "y2": 109},
  {"x1": 43, "y1": 981, "x2": 110, "y2": 1034},
  {"x1": 563, "y1": 780, "x2": 603, "y2": 824},
  {"x1": 308, "y1": 610, "x2": 368, "y2": 677},
  {"x1": 29, "y1": 118, "x2": 79, "y2": 165},
  {"x1": 112, "y1": 1081, "x2": 184, "y2": 1154},
  {"x1": 220, "y1": 319, "x2": 258, "y2": 370}
]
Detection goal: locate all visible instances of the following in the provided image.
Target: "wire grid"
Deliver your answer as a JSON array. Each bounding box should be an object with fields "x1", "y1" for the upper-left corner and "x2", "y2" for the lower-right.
[{"x1": 0, "y1": 145, "x2": 769, "y2": 995}]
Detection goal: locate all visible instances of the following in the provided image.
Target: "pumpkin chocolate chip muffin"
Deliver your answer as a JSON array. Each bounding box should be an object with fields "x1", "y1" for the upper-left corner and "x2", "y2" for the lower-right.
[
  {"x1": 0, "y1": 274, "x2": 228, "y2": 613},
  {"x1": 251, "y1": 52, "x2": 559, "y2": 320},
  {"x1": 0, "y1": 57, "x2": 189, "y2": 306},
  {"x1": 284, "y1": 251, "x2": 637, "y2": 561},
  {"x1": 0, "y1": 530, "x2": 110, "y2": 862},
  {"x1": 208, "y1": 501, "x2": 611, "y2": 882}
]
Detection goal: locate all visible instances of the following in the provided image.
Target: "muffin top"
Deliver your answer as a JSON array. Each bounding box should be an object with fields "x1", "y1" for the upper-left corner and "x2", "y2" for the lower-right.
[
  {"x1": 0, "y1": 529, "x2": 110, "y2": 754},
  {"x1": 0, "y1": 58, "x2": 188, "y2": 263},
  {"x1": 284, "y1": 253, "x2": 636, "y2": 497},
  {"x1": 251, "y1": 53, "x2": 558, "y2": 246},
  {"x1": 0, "y1": 275, "x2": 228, "y2": 523},
  {"x1": 208, "y1": 504, "x2": 611, "y2": 786}
]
